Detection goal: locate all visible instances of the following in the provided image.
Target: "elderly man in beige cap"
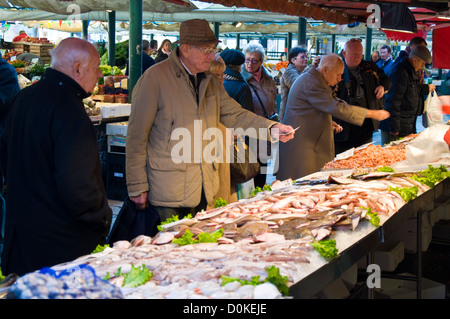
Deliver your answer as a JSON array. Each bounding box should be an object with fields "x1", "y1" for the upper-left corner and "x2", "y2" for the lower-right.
[
  {"x1": 126, "y1": 19, "x2": 295, "y2": 222},
  {"x1": 379, "y1": 45, "x2": 436, "y2": 145}
]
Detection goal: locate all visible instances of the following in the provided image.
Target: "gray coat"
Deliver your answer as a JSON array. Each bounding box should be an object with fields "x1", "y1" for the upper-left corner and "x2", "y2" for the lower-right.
[
  {"x1": 277, "y1": 67, "x2": 368, "y2": 180},
  {"x1": 279, "y1": 63, "x2": 303, "y2": 122}
]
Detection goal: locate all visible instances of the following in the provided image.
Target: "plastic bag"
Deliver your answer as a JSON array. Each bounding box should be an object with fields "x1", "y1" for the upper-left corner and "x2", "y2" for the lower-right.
[
  {"x1": 422, "y1": 91, "x2": 443, "y2": 128},
  {"x1": 107, "y1": 197, "x2": 161, "y2": 244},
  {"x1": 406, "y1": 124, "x2": 450, "y2": 165}
]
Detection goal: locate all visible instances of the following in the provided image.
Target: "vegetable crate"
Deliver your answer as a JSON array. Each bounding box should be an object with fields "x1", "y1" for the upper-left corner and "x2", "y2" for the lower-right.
[
  {"x1": 12, "y1": 42, "x2": 30, "y2": 53},
  {"x1": 106, "y1": 153, "x2": 128, "y2": 201},
  {"x1": 29, "y1": 43, "x2": 54, "y2": 64}
]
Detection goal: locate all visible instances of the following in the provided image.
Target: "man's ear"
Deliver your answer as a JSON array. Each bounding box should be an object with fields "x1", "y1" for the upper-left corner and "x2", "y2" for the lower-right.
[{"x1": 73, "y1": 62, "x2": 82, "y2": 79}]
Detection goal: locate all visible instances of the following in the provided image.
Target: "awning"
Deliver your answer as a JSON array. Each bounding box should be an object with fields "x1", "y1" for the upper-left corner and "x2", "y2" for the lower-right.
[{"x1": 432, "y1": 26, "x2": 450, "y2": 69}]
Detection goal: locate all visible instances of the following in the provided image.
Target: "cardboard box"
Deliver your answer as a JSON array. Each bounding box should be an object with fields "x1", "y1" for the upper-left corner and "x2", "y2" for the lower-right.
[
  {"x1": 106, "y1": 122, "x2": 128, "y2": 137},
  {"x1": 99, "y1": 103, "x2": 131, "y2": 118},
  {"x1": 374, "y1": 273, "x2": 446, "y2": 299}
]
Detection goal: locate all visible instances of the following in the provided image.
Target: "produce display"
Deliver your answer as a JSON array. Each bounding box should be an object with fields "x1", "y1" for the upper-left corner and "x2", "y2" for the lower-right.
[{"x1": 5, "y1": 161, "x2": 449, "y2": 299}]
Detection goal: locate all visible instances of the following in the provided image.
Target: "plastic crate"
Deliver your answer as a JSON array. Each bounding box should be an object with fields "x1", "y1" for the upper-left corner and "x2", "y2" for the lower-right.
[{"x1": 106, "y1": 153, "x2": 128, "y2": 201}]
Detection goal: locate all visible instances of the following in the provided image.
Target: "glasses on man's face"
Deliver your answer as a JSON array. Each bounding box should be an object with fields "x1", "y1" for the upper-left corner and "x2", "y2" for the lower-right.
[
  {"x1": 245, "y1": 58, "x2": 261, "y2": 65},
  {"x1": 194, "y1": 46, "x2": 218, "y2": 55}
]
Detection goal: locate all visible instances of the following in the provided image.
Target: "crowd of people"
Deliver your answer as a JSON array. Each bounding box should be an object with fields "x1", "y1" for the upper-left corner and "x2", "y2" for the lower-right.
[{"x1": 0, "y1": 18, "x2": 442, "y2": 277}]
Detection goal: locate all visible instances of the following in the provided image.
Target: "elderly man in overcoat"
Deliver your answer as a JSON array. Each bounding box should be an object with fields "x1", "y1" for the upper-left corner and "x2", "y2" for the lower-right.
[{"x1": 277, "y1": 54, "x2": 390, "y2": 181}]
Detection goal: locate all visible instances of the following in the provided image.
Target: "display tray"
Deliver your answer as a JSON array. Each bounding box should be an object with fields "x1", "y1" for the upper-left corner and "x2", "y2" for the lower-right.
[{"x1": 288, "y1": 177, "x2": 450, "y2": 298}]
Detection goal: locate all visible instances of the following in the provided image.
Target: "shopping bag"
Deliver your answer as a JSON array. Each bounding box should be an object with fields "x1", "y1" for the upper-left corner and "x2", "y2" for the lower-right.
[
  {"x1": 107, "y1": 197, "x2": 161, "y2": 244},
  {"x1": 230, "y1": 138, "x2": 260, "y2": 185},
  {"x1": 422, "y1": 91, "x2": 443, "y2": 128}
]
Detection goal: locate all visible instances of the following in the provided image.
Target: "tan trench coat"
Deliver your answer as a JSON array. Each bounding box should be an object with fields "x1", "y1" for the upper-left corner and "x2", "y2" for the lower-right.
[
  {"x1": 277, "y1": 67, "x2": 368, "y2": 181},
  {"x1": 126, "y1": 48, "x2": 276, "y2": 208}
]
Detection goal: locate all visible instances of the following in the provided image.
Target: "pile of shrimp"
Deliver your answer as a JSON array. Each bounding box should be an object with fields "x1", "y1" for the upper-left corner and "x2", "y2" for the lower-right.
[{"x1": 324, "y1": 144, "x2": 406, "y2": 169}]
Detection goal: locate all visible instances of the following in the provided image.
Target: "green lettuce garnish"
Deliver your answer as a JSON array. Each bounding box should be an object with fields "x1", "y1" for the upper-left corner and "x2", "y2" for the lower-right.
[
  {"x1": 250, "y1": 185, "x2": 272, "y2": 197},
  {"x1": 114, "y1": 264, "x2": 153, "y2": 288},
  {"x1": 172, "y1": 228, "x2": 223, "y2": 246},
  {"x1": 411, "y1": 165, "x2": 450, "y2": 188},
  {"x1": 214, "y1": 197, "x2": 229, "y2": 208},
  {"x1": 364, "y1": 207, "x2": 380, "y2": 227},
  {"x1": 388, "y1": 185, "x2": 418, "y2": 202},
  {"x1": 91, "y1": 244, "x2": 110, "y2": 254},
  {"x1": 157, "y1": 213, "x2": 193, "y2": 231},
  {"x1": 376, "y1": 166, "x2": 395, "y2": 172},
  {"x1": 220, "y1": 266, "x2": 289, "y2": 296},
  {"x1": 310, "y1": 239, "x2": 338, "y2": 260}
]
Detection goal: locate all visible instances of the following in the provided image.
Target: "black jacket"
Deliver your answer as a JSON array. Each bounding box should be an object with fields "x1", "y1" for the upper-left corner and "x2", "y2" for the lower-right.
[
  {"x1": 1, "y1": 68, "x2": 112, "y2": 276},
  {"x1": 379, "y1": 57, "x2": 430, "y2": 136},
  {"x1": 223, "y1": 66, "x2": 254, "y2": 112},
  {"x1": 334, "y1": 60, "x2": 391, "y2": 141},
  {"x1": 154, "y1": 50, "x2": 169, "y2": 63}
]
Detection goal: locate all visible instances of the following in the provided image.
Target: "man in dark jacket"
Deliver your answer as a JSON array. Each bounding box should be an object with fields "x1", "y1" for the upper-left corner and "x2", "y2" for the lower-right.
[
  {"x1": 0, "y1": 57, "x2": 20, "y2": 244},
  {"x1": 220, "y1": 49, "x2": 254, "y2": 112},
  {"x1": 1, "y1": 38, "x2": 112, "y2": 276},
  {"x1": 333, "y1": 38, "x2": 392, "y2": 155},
  {"x1": 379, "y1": 46, "x2": 436, "y2": 145}
]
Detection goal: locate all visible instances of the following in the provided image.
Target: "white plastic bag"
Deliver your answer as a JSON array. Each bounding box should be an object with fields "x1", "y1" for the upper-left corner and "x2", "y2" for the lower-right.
[
  {"x1": 405, "y1": 124, "x2": 450, "y2": 165},
  {"x1": 422, "y1": 91, "x2": 443, "y2": 127}
]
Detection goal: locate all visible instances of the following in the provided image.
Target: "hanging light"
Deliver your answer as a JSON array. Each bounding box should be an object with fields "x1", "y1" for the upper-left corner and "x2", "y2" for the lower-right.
[
  {"x1": 380, "y1": 3, "x2": 417, "y2": 33},
  {"x1": 232, "y1": 22, "x2": 242, "y2": 28}
]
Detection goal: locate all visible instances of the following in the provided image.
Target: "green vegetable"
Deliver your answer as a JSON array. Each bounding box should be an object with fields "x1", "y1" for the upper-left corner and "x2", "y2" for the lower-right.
[
  {"x1": 310, "y1": 239, "x2": 338, "y2": 260},
  {"x1": 115, "y1": 264, "x2": 153, "y2": 288},
  {"x1": 214, "y1": 197, "x2": 228, "y2": 208},
  {"x1": 376, "y1": 166, "x2": 395, "y2": 172},
  {"x1": 172, "y1": 228, "x2": 223, "y2": 246},
  {"x1": 411, "y1": 165, "x2": 450, "y2": 188},
  {"x1": 157, "y1": 214, "x2": 192, "y2": 231},
  {"x1": 250, "y1": 185, "x2": 271, "y2": 197},
  {"x1": 363, "y1": 207, "x2": 380, "y2": 227},
  {"x1": 27, "y1": 63, "x2": 47, "y2": 78},
  {"x1": 0, "y1": 268, "x2": 5, "y2": 282},
  {"x1": 388, "y1": 185, "x2": 418, "y2": 202},
  {"x1": 91, "y1": 244, "x2": 110, "y2": 254},
  {"x1": 220, "y1": 266, "x2": 289, "y2": 296}
]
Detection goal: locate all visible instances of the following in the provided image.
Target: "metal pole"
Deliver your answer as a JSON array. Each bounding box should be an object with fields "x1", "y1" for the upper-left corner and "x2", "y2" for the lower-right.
[
  {"x1": 298, "y1": 17, "x2": 307, "y2": 46},
  {"x1": 365, "y1": 26, "x2": 373, "y2": 61},
  {"x1": 332, "y1": 34, "x2": 336, "y2": 53},
  {"x1": 82, "y1": 20, "x2": 89, "y2": 41},
  {"x1": 128, "y1": 0, "x2": 142, "y2": 103},
  {"x1": 287, "y1": 32, "x2": 292, "y2": 54},
  {"x1": 236, "y1": 33, "x2": 240, "y2": 50},
  {"x1": 107, "y1": 11, "x2": 116, "y2": 66},
  {"x1": 214, "y1": 22, "x2": 220, "y2": 42}
]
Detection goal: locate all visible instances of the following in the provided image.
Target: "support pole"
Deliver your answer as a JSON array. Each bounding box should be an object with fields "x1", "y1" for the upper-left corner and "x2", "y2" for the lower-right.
[
  {"x1": 107, "y1": 11, "x2": 116, "y2": 66},
  {"x1": 236, "y1": 33, "x2": 240, "y2": 50},
  {"x1": 365, "y1": 27, "x2": 373, "y2": 61},
  {"x1": 128, "y1": 0, "x2": 142, "y2": 102},
  {"x1": 214, "y1": 22, "x2": 220, "y2": 42},
  {"x1": 298, "y1": 17, "x2": 307, "y2": 46},
  {"x1": 82, "y1": 20, "x2": 89, "y2": 41}
]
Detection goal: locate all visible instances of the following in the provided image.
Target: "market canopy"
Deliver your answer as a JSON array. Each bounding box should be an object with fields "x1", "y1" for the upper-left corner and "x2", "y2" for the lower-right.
[{"x1": 0, "y1": 0, "x2": 197, "y2": 14}]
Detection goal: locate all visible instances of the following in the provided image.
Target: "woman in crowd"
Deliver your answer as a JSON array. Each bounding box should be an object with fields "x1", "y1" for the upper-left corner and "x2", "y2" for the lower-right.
[
  {"x1": 241, "y1": 42, "x2": 278, "y2": 189},
  {"x1": 155, "y1": 39, "x2": 172, "y2": 63}
]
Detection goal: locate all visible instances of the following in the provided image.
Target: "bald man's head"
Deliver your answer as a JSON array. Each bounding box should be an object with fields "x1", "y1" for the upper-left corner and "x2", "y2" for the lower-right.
[
  {"x1": 50, "y1": 38, "x2": 102, "y2": 94},
  {"x1": 343, "y1": 39, "x2": 363, "y2": 67},
  {"x1": 318, "y1": 53, "x2": 344, "y2": 87}
]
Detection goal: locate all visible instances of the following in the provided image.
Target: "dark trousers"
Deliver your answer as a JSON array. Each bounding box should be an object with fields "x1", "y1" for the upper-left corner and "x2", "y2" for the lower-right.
[{"x1": 149, "y1": 190, "x2": 208, "y2": 222}]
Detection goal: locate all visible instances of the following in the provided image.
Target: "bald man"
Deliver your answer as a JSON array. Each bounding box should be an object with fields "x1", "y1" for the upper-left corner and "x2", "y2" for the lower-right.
[
  {"x1": 333, "y1": 38, "x2": 391, "y2": 154},
  {"x1": 277, "y1": 53, "x2": 390, "y2": 180},
  {"x1": 1, "y1": 37, "x2": 112, "y2": 276}
]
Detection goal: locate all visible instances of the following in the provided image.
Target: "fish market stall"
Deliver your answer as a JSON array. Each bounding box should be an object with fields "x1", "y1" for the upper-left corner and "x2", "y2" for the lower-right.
[{"x1": 2, "y1": 126, "x2": 450, "y2": 299}]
